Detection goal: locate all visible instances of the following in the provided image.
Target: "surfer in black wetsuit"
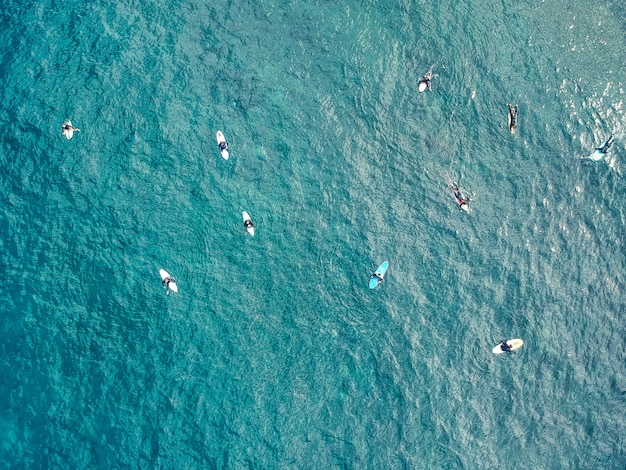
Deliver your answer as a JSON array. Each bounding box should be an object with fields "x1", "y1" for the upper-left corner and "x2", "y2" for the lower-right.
[
  {"x1": 418, "y1": 69, "x2": 433, "y2": 92},
  {"x1": 597, "y1": 135, "x2": 614, "y2": 154},
  {"x1": 372, "y1": 272, "x2": 383, "y2": 284},
  {"x1": 507, "y1": 104, "x2": 518, "y2": 133},
  {"x1": 449, "y1": 182, "x2": 469, "y2": 209},
  {"x1": 244, "y1": 219, "x2": 254, "y2": 229},
  {"x1": 61, "y1": 121, "x2": 80, "y2": 139},
  {"x1": 218, "y1": 139, "x2": 229, "y2": 152},
  {"x1": 162, "y1": 276, "x2": 174, "y2": 289},
  {"x1": 162, "y1": 276, "x2": 176, "y2": 295},
  {"x1": 500, "y1": 340, "x2": 512, "y2": 352}
]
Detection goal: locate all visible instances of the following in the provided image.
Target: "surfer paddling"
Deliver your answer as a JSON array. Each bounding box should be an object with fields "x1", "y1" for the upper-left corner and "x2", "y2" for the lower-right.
[
  {"x1": 61, "y1": 120, "x2": 80, "y2": 140},
  {"x1": 507, "y1": 104, "x2": 518, "y2": 133},
  {"x1": 449, "y1": 182, "x2": 469, "y2": 212},
  {"x1": 596, "y1": 135, "x2": 614, "y2": 155},
  {"x1": 587, "y1": 134, "x2": 615, "y2": 161}
]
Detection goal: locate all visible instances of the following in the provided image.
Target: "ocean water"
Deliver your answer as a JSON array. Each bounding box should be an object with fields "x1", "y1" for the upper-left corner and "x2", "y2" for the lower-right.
[{"x1": 1, "y1": 0, "x2": 625, "y2": 468}]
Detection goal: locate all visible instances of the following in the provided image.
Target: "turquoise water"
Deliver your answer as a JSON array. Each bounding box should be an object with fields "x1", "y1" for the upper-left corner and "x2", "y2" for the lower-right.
[{"x1": 1, "y1": 0, "x2": 625, "y2": 467}]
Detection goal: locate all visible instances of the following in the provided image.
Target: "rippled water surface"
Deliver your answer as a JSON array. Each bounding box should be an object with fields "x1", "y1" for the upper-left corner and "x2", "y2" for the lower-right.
[{"x1": 1, "y1": 0, "x2": 625, "y2": 467}]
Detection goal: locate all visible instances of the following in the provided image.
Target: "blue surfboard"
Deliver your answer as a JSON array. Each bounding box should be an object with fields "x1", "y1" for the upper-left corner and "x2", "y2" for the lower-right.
[{"x1": 369, "y1": 261, "x2": 389, "y2": 289}]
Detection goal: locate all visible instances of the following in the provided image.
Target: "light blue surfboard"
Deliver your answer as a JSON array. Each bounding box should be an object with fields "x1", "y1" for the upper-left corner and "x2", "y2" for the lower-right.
[{"x1": 369, "y1": 261, "x2": 389, "y2": 289}]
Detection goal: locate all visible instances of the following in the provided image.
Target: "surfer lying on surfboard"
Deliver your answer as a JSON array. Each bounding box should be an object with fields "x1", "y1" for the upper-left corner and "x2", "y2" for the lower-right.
[
  {"x1": 418, "y1": 66, "x2": 434, "y2": 93},
  {"x1": 507, "y1": 104, "x2": 518, "y2": 133},
  {"x1": 586, "y1": 134, "x2": 615, "y2": 161},
  {"x1": 448, "y1": 182, "x2": 469, "y2": 211},
  {"x1": 596, "y1": 135, "x2": 614, "y2": 155},
  {"x1": 62, "y1": 120, "x2": 80, "y2": 140}
]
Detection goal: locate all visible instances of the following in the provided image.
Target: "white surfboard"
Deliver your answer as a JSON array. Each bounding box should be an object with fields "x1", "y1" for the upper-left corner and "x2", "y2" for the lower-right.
[
  {"x1": 418, "y1": 67, "x2": 433, "y2": 93},
  {"x1": 242, "y1": 211, "x2": 255, "y2": 236},
  {"x1": 587, "y1": 149, "x2": 604, "y2": 161},
  {"x1": 216, "y1": 131, "x2": 229, "y2": 160},
  {"x1": 62, "y1": 120, "x2": 79, "y2": 140},
  {"x1": 492, "y1": 338, "x2": 523, "y2": 354},
  {"x1": 159, "y1": 269, "x2": 178, "y2": 293}
]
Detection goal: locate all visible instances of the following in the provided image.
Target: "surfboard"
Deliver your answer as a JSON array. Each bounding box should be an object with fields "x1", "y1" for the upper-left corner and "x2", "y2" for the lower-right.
[
  {"x1": 449, "y1": 182, "x2": 470, "y2": 212},
  {"x1": 454, "y1": 192, "x2": 469, "y2": 212},
  {"x1": 159, "y1": 269, "x2": 178, "y2": 293},
  {"x1": 587, "y1": 149, "x2": 605, "y2": 161},
  {"x1": 369, "y1": 261, "x2": 389, "y2": 289},
  {"x1": 418, "y1": 67, "x2": 433, "y2": 93},
  {"x1": 507, "y1": 104, "x2": 518, "y2": 134},
  {"x1": 492, "y1": 338, "x2": 523, "y2": 354},
  {"x1": 216, "y1": 131, "x2": 229, "y2": 160},
  {"x1": 242, "y1": 211, "x2": 255, "y2": 236},
  {"x1": 62, "y1": 120, "x2": 78, "y2": 140}
]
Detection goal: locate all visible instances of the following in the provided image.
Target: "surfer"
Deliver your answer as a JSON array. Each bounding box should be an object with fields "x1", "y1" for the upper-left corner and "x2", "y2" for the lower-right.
[
  {"x1": 596, "y1": 135, "x2": 614, "y2": 155},
  {"x1": 449, "y1": 182, "x2": 469, "y2": 210},
  {"x1": 244, "y1": 219, "x2": 254, "y2": 230},
  {"x1": 162, "y1": 276, "x2": 175, "y2": 293},
  {"x1": 507, "y1": 104, "x2": 518, "y2": 133},
  {"x1": 418, "y1": 66, "x2": 433, "y2": 93},
  {"x1": 218, "y1": 139, "x2": 229, "y2": 153},
  {"x1": 61, "y1": 121, "x2": 80, "y2": 140},
  {"x1": 586, "y1": 134, "x2": 615, "y2": 161},
  {"x1": 372, "y1": 272, "x2": 383, "y2": 284},
  {"x1": 500, "y1": 340, "x2": 512, "y2": 352}
]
